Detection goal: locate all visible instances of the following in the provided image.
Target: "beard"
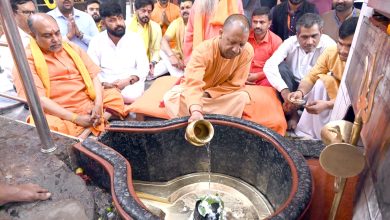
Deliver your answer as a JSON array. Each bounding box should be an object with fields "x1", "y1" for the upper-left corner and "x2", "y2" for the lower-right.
[
  {"x1": 92, "y1": 14, "x2": 101, "y2": 23},
  {"x1": 198, "y1": 0, "x2": 218, "y2": 14},
  {"x1": 289, "y1": 0, "x2": 304, "y2": 5},
  {"x1": 334, "y1": 2, "x2": 353, "y2": 12},
  {"x1": 107, "y1": 26, "x2": 125, "y2": 37},
  {"x1": 138, "y1": 14, "x2": 150, "y2": 24}
]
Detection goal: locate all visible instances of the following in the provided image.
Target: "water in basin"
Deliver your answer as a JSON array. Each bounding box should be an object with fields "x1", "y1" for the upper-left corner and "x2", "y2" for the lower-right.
[{"x1": 134, "y1": 173, "x2": 274, "y2": 219}]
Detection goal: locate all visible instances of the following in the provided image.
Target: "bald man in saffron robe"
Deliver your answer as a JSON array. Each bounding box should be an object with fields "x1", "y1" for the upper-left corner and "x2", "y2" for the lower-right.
[
  {"x1": 164, "y1": 14, "x2": 253, "y2": 122},
  {"x1": 13, "y1": 13, "x2": 127, "y2": 138}
]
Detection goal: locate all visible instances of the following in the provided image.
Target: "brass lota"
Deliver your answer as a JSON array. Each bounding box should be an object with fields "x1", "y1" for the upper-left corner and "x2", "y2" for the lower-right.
[{"x1": 185, "y1": 120, "x2": 214, "y2": 146}]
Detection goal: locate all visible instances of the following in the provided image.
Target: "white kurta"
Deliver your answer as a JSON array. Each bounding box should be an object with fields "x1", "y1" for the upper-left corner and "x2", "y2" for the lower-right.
[
  {"x1": 263, "y1": 34, "x2": 335, "y2": 92},
  {"x1": 0, "y1": 28, "x2": 30, "y2": 107},
  {"x1": 152, "y1": 50, "x2": 184, "y2": 79},
  {"x1": 88, "y1": 31, "x2": 149, "y2": 102}
]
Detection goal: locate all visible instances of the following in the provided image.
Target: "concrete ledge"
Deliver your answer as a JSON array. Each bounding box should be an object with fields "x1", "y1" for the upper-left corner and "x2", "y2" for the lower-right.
[{"x1": 0, "y1": 116, "x2": 98, "y2": 219}]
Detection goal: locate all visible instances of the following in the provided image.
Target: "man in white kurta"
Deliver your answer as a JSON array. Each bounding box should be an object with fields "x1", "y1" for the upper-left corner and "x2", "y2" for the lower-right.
[
  {"x1": 0, "y1": 0, "x2": 35, "y2": 108},
  {"x1": 0, "y1": 28, "x2": 31, "y2": 108},
  {"x1": 87, "y1": 3, "x2": 149, "y2": 104},
  {"x1": 288, "y1": 17, "x2": 358, "y2": 139},
  {"x1": 47, "y1": 0, "x2": 99, "y2": 51},
  {"x1": 263, "y1": 13, "x2": 335, "y2": 130}
]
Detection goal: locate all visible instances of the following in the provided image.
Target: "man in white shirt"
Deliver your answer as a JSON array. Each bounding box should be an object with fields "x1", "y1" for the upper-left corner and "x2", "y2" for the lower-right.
[
  {"x1": 288, "y1": 17, "x2": 358, "y2": 139},
  {"x1": 88, "y1": 2, "x2": 149, "y2": 104},
  {"x1": 0, "y1": 0, "x2": 35, "y2": 108},
  {"x1": 263, "y1": 13, "x2": 335, "y2": 129},
  {"x1": 48, "y1": 0, "x2": 99, "y2": 51}
]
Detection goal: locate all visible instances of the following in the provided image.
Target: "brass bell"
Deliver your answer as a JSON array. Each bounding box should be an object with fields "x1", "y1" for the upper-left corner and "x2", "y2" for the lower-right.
[{"x1": 185, "y1": 120, "x2": 214, "y2": 146}]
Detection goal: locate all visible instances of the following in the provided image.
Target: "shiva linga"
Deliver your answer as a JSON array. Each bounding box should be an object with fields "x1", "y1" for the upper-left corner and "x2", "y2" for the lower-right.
[{"x1": 185, "y1": 119, "x2": 215, "y2": 146}]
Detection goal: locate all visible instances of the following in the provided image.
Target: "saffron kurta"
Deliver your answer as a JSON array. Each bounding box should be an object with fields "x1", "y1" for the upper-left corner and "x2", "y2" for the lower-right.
[
  {"x1": 13, "y1": 42, "x2": 127, "y2": 137},
  {"x1": 151, "y1": 2, "x2": 180, "y2": 35},
  {"x1": 302, "y1": 45, "x2": 345, "y2": 100},
  {"x1": 164, "y1": 37, "x2": 253, "y2": 117}
]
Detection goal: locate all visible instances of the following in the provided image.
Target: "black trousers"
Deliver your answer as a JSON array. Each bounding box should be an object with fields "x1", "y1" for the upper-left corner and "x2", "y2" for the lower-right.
[
  {"x1": 279, "y1": 61, "x2": 299, "y2": 92},
  {"x1": 277, "y1": 61, "x2": 299, "y2": 103}
]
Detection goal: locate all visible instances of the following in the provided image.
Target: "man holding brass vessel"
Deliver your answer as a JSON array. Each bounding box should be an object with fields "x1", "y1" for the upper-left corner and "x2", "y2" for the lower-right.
[
  {"x1": 163, "y1": 14, "x2": 253, "y2": 122},
  {"x1": 288, "y1": 17, "x2": 359, "y2": 139}
]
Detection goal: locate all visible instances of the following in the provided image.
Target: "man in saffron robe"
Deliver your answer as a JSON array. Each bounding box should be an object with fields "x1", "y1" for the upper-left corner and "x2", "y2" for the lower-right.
[
  {"x1": 150, "y1": 0, "x2": 180, "y2": 35},
  {"x1": 13, "y1": 13, "x2": 127, "y2": 138},
  {"x1": 164, "y1": 14, "x2": 253, "y2": 122},
  {"x1": 183, "y1": 0, "x2": 244, "y2": 64}
]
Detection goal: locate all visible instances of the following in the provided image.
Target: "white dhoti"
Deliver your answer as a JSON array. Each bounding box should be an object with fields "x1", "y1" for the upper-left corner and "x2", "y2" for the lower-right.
[
  {"x1": 121, "y1": 80, "x2": 145, "y2": 104},
  {"x1": 295, "y1": 80, "x2": 332, "y2": 139},
  {"x1": 163, "y1": 85, "x2": 250, "y2": 118},
  {"x1": 151, "y1": 51, "x2": 184, "y2": 80}
]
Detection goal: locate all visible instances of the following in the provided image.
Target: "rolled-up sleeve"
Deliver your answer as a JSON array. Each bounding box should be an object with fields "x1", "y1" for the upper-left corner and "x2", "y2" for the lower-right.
[{"x1": 264, "y1": 38, "x2": 294, "y2": 92}]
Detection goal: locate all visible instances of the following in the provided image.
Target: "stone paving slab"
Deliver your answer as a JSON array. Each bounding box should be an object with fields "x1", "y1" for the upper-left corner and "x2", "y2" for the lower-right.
[{"x1": 0, "y1": 116, "x2": 95, "y2": 219}]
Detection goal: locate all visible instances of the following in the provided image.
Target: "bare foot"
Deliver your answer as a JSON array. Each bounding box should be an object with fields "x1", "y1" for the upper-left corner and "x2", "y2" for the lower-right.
[
  {"x1": 287, "y1": 111, "x2": 300, "y2": 130},
  {"x1": 78, "y1": 128, "x2": 92, "y2": 140},
  {"x1": 0, "y1": 183, "x2": 51, "y2": 205},
  {"x1": 103, "y1": 111, "x2": 112, "y2": 122}
]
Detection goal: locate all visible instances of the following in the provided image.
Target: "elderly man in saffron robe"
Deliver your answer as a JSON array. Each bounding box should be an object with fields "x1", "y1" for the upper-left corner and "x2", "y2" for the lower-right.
[
  {"x1": 164, "y1": 14, "x2": 253, "y2": 122},
  {"x1": 13, "y1": 13, "x2": 128, "y2": 139}
]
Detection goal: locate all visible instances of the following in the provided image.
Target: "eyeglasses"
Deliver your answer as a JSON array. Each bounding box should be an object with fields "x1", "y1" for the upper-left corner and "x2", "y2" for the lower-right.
[{"x1": 17, "y1": 10, "x2": 36, "y2": 15}]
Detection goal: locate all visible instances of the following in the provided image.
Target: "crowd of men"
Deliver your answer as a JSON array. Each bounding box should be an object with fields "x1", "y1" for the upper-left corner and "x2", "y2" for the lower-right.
[
  {"x1": 0, "y1": 0, "x2": 361, "y2": 205},
  {"x1": 0, "y1": 0, "x2": 360, "y2": 140}
]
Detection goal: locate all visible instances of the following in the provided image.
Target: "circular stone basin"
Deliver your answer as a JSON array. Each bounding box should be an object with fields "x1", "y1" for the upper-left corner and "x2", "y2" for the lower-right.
[
  {"x1": 79, "y1": 115, "x2": 312, "y2": 219},
  {"x1": 134, "y1": 173, "x2": 273, "y2": 219}
]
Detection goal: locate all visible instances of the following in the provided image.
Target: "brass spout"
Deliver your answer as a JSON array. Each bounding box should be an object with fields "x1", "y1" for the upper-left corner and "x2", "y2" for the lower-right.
[{"x1": 185, "y1": 120, "x2": 214, "y2": 146}]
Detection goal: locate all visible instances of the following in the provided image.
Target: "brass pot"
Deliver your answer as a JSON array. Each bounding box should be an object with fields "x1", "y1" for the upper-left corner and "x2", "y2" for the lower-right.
[
  {"x1": 320, "y1": 120, "x2": 353, "y2": 146},
  {"x1": 185, "y1": 120, "x2": 214, "y2": 146}
]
